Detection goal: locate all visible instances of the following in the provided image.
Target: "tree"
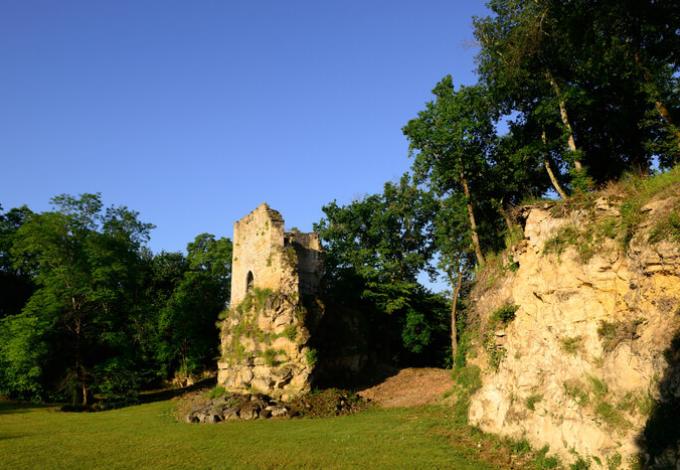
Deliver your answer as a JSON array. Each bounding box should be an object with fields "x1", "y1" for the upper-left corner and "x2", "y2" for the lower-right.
[
  {"x1": 155, "y1": 234, "x2": 232, "y2": 382},
  {"x1": 315, "y1": 175, "x2": 450, "y2": 365},
  {"x1": 5, "y1": 194, "x2": 153, "y2": 405},
  {"x1": 0, "y1": 205, "x2": 35, "y2": 318},
  {"x1": 403, "y1": 77, "x2": 497, "y2": 266},
  {"x1": 474, "y1": 0, "x2": 680, "y2": 182}
]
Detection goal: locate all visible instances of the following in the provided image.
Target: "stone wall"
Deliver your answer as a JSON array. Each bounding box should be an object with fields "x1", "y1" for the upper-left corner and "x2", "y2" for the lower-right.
[
  {"x1": 467, "y1": 197, "x2": 680, "y2": 468},
  {"x1": 217, "y1": 204, "x2": 323, "y2": 400}
]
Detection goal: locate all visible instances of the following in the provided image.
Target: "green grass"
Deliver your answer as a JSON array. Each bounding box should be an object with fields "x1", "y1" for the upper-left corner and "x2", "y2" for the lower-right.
[
  {"x1": 594, "y1": 402, "x2": 629, "y2": 430},
  {"x1": 542, "y1": 166, "x2": 680, "y2": 260},
  {"x1": 0, "y1": 399, "x2": 510, "y2": 470}
]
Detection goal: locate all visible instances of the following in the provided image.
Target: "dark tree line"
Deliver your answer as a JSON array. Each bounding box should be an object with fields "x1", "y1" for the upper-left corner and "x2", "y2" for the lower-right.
[{"x1": 0, "y1": 195, "x2": 231, "y2": 405}]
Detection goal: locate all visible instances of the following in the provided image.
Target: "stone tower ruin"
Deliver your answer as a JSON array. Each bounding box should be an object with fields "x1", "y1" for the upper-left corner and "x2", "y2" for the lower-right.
[{"x1": 217, "y1": 204, "x2": 323, "y2": 400}]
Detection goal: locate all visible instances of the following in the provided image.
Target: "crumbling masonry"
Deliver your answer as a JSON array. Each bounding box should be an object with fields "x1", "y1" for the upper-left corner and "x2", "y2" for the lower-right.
[{"x1": 217, "y1": 204, "x2": 323, "y2": 400}]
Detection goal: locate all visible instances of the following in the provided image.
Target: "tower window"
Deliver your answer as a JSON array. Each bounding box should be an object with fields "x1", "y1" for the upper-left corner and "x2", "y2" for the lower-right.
[{"x1": 246, "y1": 271, "x2": 254, "y2": 293}]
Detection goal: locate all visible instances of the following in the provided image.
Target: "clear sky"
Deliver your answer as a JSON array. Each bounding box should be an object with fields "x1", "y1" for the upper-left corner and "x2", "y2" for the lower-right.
[{"x1": 2, "y1": 1, "x2": 488, "y2": 256}]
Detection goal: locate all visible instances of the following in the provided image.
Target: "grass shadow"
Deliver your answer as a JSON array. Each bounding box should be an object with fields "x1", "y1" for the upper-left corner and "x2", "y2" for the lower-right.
[
  {"x1": 137, "y1": 376, "x2": 216, "y2": 404},
  {"x1": 0, "y1": 400, "x2": 51, "y2": 415}
]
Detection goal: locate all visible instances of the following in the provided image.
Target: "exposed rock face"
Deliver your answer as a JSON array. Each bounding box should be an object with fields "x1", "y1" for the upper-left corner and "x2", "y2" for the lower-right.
[
  {"x1": 468, "y1": 199, "x2": 680, "y2": 468},
  {"x1": 217, "y1": 204, "x2": 323, "y2": 400}
]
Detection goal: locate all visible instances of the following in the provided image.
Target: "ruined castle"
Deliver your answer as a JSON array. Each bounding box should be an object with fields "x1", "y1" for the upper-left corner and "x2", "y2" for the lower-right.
[{"x1": 217, "y1": 204, "x2": 323, "y2": 400}]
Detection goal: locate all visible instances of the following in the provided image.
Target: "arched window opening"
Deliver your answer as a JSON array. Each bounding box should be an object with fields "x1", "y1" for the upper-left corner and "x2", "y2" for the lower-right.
[{"x1": 246, "y1": 271, "x2": 254, "y2": 293}]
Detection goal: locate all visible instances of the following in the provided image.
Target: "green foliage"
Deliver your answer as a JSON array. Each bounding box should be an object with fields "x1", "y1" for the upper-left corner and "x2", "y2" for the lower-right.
[
  {"x1": 490, "y1": 304, "x2": 518, "y2": 324},
  {"x1": 508, "y1": 438, "x2": 532, "y2": 455},
  {"x1": 649, "y1": 210, "x2": 680, "y2": 244},
  {"x1": 487, "y1": 346, "x2": 507, "y2": 371},
  {"x1": 262, "y1": 348, "x2": 282, "y2": 367},
  {"x1": 207, "y1": 386, "x2": 226, "y2": 400},
  {"x1": 595, "y1": 402, "x2": 629, "y2": 430},
  {"x1": 305, "y1": 348, "x2": 318, "y2": 368},
  {"x1": 570, "y1": 456, "x2": 591, "y2": 470},
  {"x1": 588, "y1": 376, "x2": 608, "y2": 398},
  {"x1": 606, "y1": 453, "x2": 622, "y2": 470},
  {"x1": 532, "y1": 446, "x2": 561, "y2": 469},
  {"x1": 525, "y1": 394, "x2": 543, "y2": 411},
  {"x1": 0, "y1": 195, "x2": 232, "y2": 403},
  {"x1": 482, "y1": 303, "x2": 518, "y2": 372},
  {"x1": 315, "y1": 175, "x2": 452, "y2": 366},
  {"x1": 564, "y1": 380, "x2": 590, "y2": 407},
  {"x1": 450, "y1": 365, "x2": 482, "y2": 425},
  {"x1": 282, "y1": 325, "x2": 297, "y2": 342},
  {"x1": 560, "y1": 336, "x2": 583, "y2": 355},
  {"x1": 597, "y1": 319, "x2": 642, "y2": 352},
  {"x1": 617, "y1": 166, "x2": 680, "y2": 247},
  {"x1": 617, "y1": 391, "x2": 655, "y2": 417},
  {"x1": 475, "y1": 0, "x2": 680, "y2": 185}
]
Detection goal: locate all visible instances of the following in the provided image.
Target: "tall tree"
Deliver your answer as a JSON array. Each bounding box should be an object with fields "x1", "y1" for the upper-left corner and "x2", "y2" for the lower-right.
[
  {"x1": 5, "y1": 194, "x2": 153, "y2": 405},
  {"x1": 403, "y1": 77, "x2": 497, "y2": 267},
  {"x1": 0, "y1": 205, "x2": 35, "y2": 318},
  {"x1": 315, "y1": 175, "x2": 450, "y2": 365},
  {"x1": 155, "y1": 234, "x2": 232, "y2": 381}
]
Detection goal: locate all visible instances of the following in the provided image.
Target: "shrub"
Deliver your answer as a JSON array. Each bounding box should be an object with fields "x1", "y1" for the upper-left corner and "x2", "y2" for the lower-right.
[
  {"x1": 532, "y1": 446, "x2": 561, "y2": 469},
  {"x1": 597, "y1": 319, "x2": 642, "y2": 352},
  {"x1": 560, "y1": 336, "x2": 583, "y2": 355},
  {"x1": 595, "y1": 402, "x2": 629, "y2": 430},
  {"x1": 282, "y1": 325, "x2": 297, "y2": 341},
  {"x1": 649, "y1": 210, "x2": 680, "y2": 244},
  {"x1": 491, "y1": 304, "x2": 519, "y2": 324},
  {"x1": 262, "y1": 349, "x2": 280, "y2": 367},
  {"x1": 606, "y1": 452, "x2": 622, "y2": 470},
  {"x1": 588, "y1": 376, "x2": 608, "y2": 398},
  {"x1": 207, "y1": 385, "x2": 226, "y2": 399},
  {"x1": 526, "y1": 394, "x2": 543, "y2": 411},
  {"x1": 564, "y1": 380, "x2": 590, "y2": 406},
  {"x1": 570, "y1": 456, "x2": 591, "y2": 470},
  {"x1": 305, "y1": 348, "x2": 318, "y2": 368}
]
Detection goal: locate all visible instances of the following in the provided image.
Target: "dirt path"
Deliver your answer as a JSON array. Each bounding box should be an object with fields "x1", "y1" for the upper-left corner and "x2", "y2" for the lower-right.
[{"x1": 358, "y1": 367, "x2": 453, "y2": 408}]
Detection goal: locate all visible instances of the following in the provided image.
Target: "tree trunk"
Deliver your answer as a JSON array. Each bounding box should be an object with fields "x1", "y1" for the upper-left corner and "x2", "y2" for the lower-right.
[
  {"x1": 634, "y1": 52, "x2": 680, "y2": 144},
  {"x1": 449, "y1": 264, "x2": 464, "y2": 364},
  {"x1": 460, "y1": 172, "x2": 485, "y2": 267},
  {"x1": 545, "y1": 69, "x2": 583, "y2": 170},
  {"x1": 81, "y1": 381, "x2": 89, "y2": 407},
  {"x1": 498, "y1": 199, "x2": 514, "y2": 234},
  {"x1": 542, "y1": 131, "x2": 569, "y2": 199}
]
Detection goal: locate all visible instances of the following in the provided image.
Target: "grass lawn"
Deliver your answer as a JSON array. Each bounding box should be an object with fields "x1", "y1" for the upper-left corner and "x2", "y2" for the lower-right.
[{"x1": 0, "y1": 399, "x2": 510, "y2": 469}]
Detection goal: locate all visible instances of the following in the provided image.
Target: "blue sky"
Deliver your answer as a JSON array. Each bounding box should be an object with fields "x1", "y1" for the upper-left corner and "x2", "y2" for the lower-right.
[{"x1": 2, "y1": 1, "x2": 488, "y2": 259}]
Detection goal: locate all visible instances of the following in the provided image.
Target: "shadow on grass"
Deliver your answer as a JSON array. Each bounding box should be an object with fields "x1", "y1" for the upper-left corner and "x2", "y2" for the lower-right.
[
  {"x1": 636, "y1": 330, "x2": 680, "y2": 468},
  {"x1": 138, "y1": 376, "x2": 216, "y2": 404},
  {"x1": 0, "y1": 400, "x2": 51, "y2": 415}
]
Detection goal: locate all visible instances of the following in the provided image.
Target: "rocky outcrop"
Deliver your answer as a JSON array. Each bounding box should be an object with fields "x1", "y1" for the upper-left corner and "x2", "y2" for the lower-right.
[
  {"x1": 218, "y1": 289, "x2": 317, "y2": 401},
  {"x1": 468, "y1": 196, "x2": 680, "y2": 468},
  {"x1": 186, "y1": 393, "x2": 291, "y2": 423},
  {"x1": 184, "y1": 389, "x2": 367, "y2": 423}
]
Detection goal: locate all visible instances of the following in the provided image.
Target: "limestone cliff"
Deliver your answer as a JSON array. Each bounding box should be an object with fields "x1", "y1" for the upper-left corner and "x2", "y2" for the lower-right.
[{"x1": 467, "y1": 186, "x2": 680, "y2": 468}]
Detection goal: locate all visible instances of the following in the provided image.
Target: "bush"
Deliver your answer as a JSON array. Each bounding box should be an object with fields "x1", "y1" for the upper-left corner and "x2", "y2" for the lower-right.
[
  {"x1": 597, "y1": 319, "x2": 642, "y2": 352},
  {"x1": 490, "y1": 304, "x2": 519, "y2": 324},
  {"x1": 560, "y1": 336, "x2": 583, "y2": 355},
  {"x1": 526, "y1": 394, "x2": 543, "y2": 411},
  {"x1": 207, "y1": 386, "x2": 226, "y2": 399}
]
